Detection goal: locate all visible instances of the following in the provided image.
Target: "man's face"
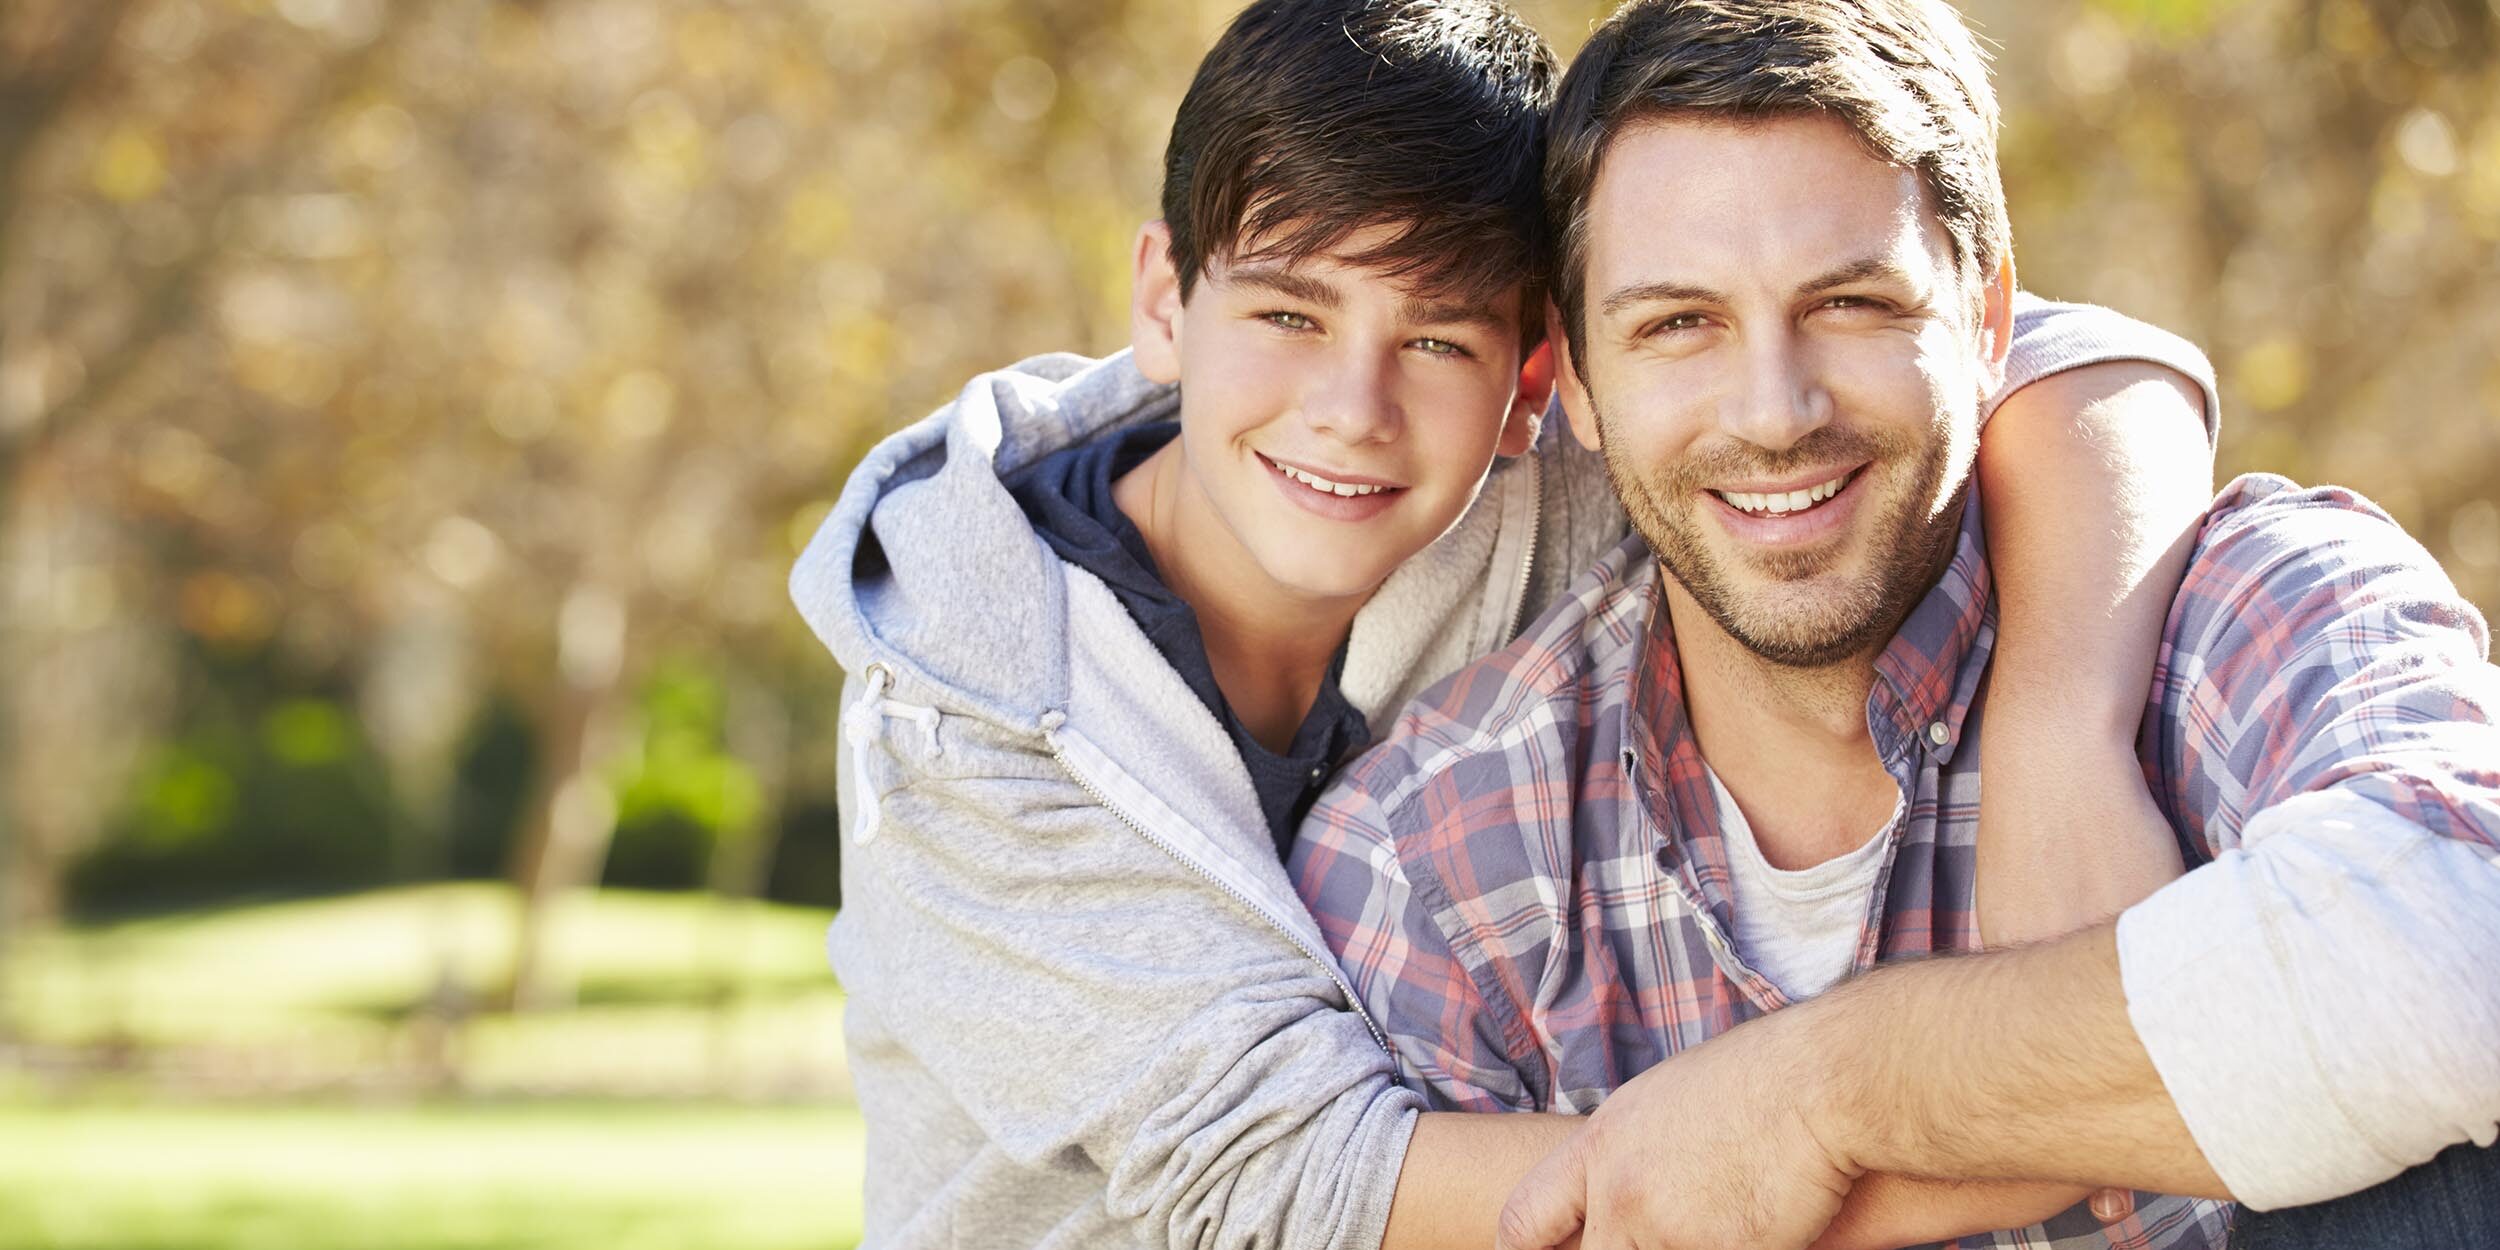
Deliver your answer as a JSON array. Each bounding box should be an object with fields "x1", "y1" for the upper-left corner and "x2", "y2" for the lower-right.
[
  {"x1": 1131, "y1": 221, "x2": 1546, "y2": 604},
  {"x1": 1554, "y1": 113, "x2": 2008, "y2": 667}
]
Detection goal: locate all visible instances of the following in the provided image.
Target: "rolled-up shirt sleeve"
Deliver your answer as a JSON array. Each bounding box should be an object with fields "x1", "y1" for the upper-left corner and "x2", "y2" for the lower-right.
[{"x1": 2117, "y1": 474, "x2": 2500, "y2": 1211}]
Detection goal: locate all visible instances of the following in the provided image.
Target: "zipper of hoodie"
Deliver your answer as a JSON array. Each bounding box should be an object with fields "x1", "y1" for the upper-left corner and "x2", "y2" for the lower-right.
[
  {"x1": 1042, "y1": 720, "x2": 1396, "y2": 1058},
  {"x1": 1503, "y1": 452, "x2": 1543, "y2": 642}
]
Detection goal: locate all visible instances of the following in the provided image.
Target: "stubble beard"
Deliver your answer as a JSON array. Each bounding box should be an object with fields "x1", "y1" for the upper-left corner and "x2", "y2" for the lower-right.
[{"x1": 1595, "y1": 410, "x2": 1968, "y2": 670}]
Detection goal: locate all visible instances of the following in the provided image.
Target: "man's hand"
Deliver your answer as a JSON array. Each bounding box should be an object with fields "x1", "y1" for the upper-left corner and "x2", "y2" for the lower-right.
[{"x1": 1495, "y1": 1014, "x2": 1854, "y2": 1250}]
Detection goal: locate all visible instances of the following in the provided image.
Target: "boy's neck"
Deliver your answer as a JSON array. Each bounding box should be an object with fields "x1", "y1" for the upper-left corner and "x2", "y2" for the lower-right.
[{"x1": 1115, "y1": 438, "x2": 1363, "y2": 753}]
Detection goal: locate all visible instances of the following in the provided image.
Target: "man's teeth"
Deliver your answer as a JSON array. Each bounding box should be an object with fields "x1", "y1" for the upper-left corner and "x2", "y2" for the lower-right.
[
  {"x1": 1277, "y1": 461, "x2": 1391, "y2": 497},
  {"x1": 1714, "y1": 473, "x2": 1849, "y2": 515}
]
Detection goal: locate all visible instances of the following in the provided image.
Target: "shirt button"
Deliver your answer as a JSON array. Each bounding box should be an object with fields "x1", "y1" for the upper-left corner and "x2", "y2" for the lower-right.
[
  {"x1": 1309, "y1": 766, "x2": 1324, "y2": 780},
  {"x1": 1927, "y1": 721, "x2": 1951, "y2": 747}
]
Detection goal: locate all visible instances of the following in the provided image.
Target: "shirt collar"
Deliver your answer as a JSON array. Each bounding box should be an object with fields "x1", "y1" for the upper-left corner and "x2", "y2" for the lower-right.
[{"x1": 1626, "y1": 489, "x2": 1997, "y2": 834}]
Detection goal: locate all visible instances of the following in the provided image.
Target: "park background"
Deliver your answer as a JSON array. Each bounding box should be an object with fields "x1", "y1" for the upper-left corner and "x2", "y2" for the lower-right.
[{"x1": 1, "y1": 0, "x2": 2495, "y2": 1246}]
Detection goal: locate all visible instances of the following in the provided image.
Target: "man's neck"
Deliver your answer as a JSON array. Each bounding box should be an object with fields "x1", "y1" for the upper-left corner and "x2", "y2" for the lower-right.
[
  {"x1": 1664, "y1": 577, "x2": 1902, "y2": 869},
  {"x1": 1116, "y1": 440, "x2": 1360, "y2": 752}
]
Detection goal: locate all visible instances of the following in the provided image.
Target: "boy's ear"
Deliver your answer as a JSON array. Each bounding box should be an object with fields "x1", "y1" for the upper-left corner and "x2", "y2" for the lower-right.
[
  {"x1": 1976, "y1": 254, "x2": 2015, "y2": 392},
  {"x1": 1130, "y1": 221, "x2": 1185, "y2": 384},
  {"x1": 1546, "y1": 301, "x2": 1603, "y2": 452},
  {"x1": 1496, "y1": 339, "x2": 1555, "y2": 457}
]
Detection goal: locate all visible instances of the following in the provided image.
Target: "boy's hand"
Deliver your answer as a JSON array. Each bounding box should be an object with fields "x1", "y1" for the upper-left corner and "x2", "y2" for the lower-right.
[{"x1": 1495, "y1": 1014, "x2": 1853, "y2": 1250}]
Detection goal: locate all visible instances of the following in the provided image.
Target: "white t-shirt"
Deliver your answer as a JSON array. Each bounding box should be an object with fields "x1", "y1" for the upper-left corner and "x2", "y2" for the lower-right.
[{"x1": 1708, "y1": 769, "x2": 1890, "y2": 1001}]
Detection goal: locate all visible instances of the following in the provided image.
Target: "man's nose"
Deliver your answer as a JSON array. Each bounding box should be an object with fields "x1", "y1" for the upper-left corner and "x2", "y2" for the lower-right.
[
  {"x1": 1300, "y1": 348, "x2": 1403, "y2": 445},
  {"x1": 1718, "y1": 328, "x2": 1833, "y2": 453}
]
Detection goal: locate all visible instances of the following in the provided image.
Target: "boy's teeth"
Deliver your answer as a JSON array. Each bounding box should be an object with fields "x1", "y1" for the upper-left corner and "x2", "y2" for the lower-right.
[
  {"x1": 1278, "y1": 461, "x2": 1387, "y2": 497},
  {"x1": 1714, "y1": 472, "x2": 1849, "y2": 515}
]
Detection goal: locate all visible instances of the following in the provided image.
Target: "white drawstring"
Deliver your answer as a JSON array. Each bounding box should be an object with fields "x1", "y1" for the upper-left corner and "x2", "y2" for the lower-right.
[{"x1": 845, "y1": 663, "x2": 941, "y2": 846}]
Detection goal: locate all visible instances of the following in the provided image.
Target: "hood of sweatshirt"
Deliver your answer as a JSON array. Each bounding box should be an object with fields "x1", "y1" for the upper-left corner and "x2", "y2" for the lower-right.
[{"x1": 791, "y1": 350, "x2": 1177, "y2": 731}]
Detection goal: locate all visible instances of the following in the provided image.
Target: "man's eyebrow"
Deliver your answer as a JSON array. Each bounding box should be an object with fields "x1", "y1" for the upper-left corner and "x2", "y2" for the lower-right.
[
  {"x1": 1799, "y1": 255, "x2": 1923, "y2": 296},
  {"x1": 1225, "y1": 266, "x2": 1343, "y2": 309},
  {"x1": 1598, "y1": 280, "x2": 1728, "y2": 319}
]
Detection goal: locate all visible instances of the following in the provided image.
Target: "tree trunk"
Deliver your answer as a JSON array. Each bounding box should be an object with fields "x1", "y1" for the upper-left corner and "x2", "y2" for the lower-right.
[{"x1": 500, "y1": 682, "x2": 623, "y2": 1013}]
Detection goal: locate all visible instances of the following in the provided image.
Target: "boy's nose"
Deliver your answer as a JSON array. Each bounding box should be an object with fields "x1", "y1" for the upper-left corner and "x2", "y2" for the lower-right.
[{"x1": 1300, "y1": 351, "x2": 1403, "y2": 445}]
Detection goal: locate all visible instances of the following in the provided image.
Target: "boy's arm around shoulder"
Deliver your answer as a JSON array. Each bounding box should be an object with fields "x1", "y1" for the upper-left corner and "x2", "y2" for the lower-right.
[
  {"x1": 834, "y1": 675, "x2": 1422, "y2": 1250},
  {"x1": 2120, "y1": 476, "x2": 2500, "y2": 1210},
  {"x1": 1974, "y1": 294, "x2": 2219, "y2": 956}
]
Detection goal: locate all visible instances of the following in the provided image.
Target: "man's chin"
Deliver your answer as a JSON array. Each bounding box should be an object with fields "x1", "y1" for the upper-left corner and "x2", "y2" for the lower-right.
[{"x1": 1685, "y1": 572, "x2": 1894, "y2": 669}]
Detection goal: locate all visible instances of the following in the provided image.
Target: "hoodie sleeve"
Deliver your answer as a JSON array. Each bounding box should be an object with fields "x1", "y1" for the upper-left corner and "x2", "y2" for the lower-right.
[
  {"x1": 830, "y1": 674, "x2": 1423, "y2": 1250},
  {"x1": 1989, "y1": 292, "x2": 2222, "y2": 441}
]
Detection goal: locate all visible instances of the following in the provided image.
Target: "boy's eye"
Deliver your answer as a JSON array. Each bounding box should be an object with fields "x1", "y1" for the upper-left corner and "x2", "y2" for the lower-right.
[
  {"x1": 1819, "y1": 294, "x2": 1889, "y2": 315},
  {"x1": 1259, "y1": 311, "x2": 1317, "y2": 331},
  {"x1": 1411, "y1": 337, "x2": 1471, "y2": 358}
]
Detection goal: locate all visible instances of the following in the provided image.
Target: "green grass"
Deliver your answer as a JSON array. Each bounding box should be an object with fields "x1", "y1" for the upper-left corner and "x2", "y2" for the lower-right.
[
  {"x1": 4, "y1": 884, "x2": 849, "y2": 1097},
  {"x1": 0, "y1": 1101, "x2": 865, "y2": 1250},
  {"x1": 0, "y1": 887, "x2": 868, "y2": 1247}
]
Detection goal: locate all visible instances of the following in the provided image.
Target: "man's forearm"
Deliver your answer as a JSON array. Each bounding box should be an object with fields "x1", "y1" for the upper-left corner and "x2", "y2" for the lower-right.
[{"x1": 1802, "y1": 922, "x2": 2231, "y2": 1199}]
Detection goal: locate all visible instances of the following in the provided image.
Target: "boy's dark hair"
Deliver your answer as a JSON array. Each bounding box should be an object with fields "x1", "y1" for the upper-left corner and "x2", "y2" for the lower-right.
[
  {"x1": 1161, "y1": 0, "x2": 1558, "y2": 322},
  {"x1": 1544, "y1": 0, "x2": 2010, "y2": 361}
]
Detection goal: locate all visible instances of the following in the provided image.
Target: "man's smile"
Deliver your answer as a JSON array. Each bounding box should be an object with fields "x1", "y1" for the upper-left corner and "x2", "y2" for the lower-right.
[
  {"x1": 1707, "y1": 465, "x2": 1863, "y2": 516},
  {"x1": 1699, "y1": 462, "x2": 1873, "y2": 551}
]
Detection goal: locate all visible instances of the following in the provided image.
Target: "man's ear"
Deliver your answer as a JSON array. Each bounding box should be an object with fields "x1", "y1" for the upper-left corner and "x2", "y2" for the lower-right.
[
  {"x1": 1976, "y1": 254, "x2": 2015, "y2": 392},
  {"x1": 1496, "y1": 339, "x2": 1556, "y2": 457},
  {"x1": 1546, "y1": 301, "x2": 1603, "y2": 452},
  {"x1": 1131, "y1": 221, "x2": 1185, "y2": 384}
]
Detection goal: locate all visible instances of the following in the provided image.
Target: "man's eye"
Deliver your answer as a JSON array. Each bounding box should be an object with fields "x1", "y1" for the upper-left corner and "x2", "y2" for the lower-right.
[
  {"x1": 1412, "y1": 337, "x2": 1472, "y2": 358},
  {"x1": 1820, "y1": 295, "x2": 1887, "y2": 314},
  {"x1": 1647, "y1": 312, "x2": 1708, "y2": 337},
  {"x1": 1260, "y1": 311, "x2": 1317, "y2": 331}
]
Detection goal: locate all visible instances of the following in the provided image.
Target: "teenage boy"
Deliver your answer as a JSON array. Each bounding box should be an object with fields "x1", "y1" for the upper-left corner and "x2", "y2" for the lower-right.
[
  {"x1": 1291, "y1": 2, "x2": 2500, "y2": 1247},
  {"x1": 796, "y1": 1, "x2": 2227, "y2": 1246}
]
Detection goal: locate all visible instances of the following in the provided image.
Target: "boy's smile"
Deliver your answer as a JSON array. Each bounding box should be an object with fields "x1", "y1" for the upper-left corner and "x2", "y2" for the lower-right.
[{"x1": 1256, "y1": 450, "x2": 1406, "y2": 520}]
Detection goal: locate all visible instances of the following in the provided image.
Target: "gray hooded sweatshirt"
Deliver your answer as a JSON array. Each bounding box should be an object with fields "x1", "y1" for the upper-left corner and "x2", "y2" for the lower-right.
[{"x1": 790, "y1": 298, "x2": 2217, "y2": 1250}]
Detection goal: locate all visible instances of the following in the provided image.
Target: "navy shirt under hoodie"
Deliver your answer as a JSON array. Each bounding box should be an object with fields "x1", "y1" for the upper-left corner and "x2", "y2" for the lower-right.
[{"x1": 1006, "y1": 421, "x2": 1372, "y2": 859}]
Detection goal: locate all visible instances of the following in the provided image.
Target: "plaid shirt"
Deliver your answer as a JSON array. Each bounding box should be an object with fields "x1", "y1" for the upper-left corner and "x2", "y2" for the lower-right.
[{"x1": 1292, "y1": 474, "x2": 2500, "y2": 1249}]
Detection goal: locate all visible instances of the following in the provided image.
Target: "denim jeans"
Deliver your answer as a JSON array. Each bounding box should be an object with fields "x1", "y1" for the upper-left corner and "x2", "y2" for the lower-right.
[{"x1": 2231, "y1": 1138, "x2": 2500, "y2": 1249}]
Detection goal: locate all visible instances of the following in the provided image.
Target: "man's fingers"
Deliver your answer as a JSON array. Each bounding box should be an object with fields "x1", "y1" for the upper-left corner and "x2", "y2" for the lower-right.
[{"x1": 1495, "y1": 1133, "x2": 1592, "y2": 1250}]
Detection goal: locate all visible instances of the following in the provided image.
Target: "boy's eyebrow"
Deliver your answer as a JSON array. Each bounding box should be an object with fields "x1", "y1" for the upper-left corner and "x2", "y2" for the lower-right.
[
  {"x1": 1399, "y1": 294, "x2": 1513, "y2": 333},
  {"x1": 1225, "y1": 266, "x2": 1343, "y2": 309}
]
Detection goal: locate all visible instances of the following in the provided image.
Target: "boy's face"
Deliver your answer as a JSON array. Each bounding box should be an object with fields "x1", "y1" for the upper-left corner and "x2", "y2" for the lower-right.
[{"x1": 1129, "y1": 220, "x2": 1550, "y2": 606}]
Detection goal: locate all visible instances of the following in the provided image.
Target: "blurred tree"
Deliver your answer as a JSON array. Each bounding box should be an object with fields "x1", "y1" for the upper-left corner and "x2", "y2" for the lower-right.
[
  {"x1": 1981, "y1": 0, "x2": 2500, "y2": 612},
  {"x1": 0, "y1": 0, "x2": 2487, "y2": 1046},
  {"x1": 0, "y1": 1, "x2": 140, "y2": 952}
]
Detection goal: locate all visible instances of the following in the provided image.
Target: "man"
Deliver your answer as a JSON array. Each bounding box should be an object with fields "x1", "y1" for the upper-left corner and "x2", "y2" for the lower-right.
[{"x1": 1290, "y1": 1, "x2": 2500, "y2": 1247}]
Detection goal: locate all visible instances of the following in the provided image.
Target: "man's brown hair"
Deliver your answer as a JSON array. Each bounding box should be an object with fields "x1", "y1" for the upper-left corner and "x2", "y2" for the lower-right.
[
  {"x1": 1162, "y1": 0, "x2": 1558, "y2": 321},
  {"x1": 1543, "y1": 0, "x2": 2010, "y2": 360}
]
